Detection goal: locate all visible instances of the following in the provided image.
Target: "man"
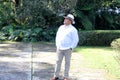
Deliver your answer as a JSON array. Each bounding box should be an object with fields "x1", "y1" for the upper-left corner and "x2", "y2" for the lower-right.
[{"x1": 51, "y1": 14, "x2": 79, "y2": 80}]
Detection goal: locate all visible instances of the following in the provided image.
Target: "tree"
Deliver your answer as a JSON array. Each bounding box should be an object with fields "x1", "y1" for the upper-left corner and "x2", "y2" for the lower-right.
[
  {"x1": 0, "y1": 0, "x2": 120, "y2": 42},
  {"x1": 75, "y1": 0, "x2": 96, "y2": 30},
  {"x1": 51, "y1": 0, "x2": 77, "y2": 15},
  {"x1": 10, "y1": 0, "x2": 60, "y2": 42},
  {"x1": 95, "y1": 0, "x2": 120, "y2": 30},
  {"x1": 75, "y1": 0, "x2": 120, "y2": 30},
  {"x1": 0, "y1": 0, "x2": 15, "y2": 28}
]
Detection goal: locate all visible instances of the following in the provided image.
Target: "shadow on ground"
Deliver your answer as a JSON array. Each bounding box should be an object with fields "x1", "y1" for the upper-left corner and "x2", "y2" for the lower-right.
[
  {"x1": 0, "y1": 42, "x2": 56, "y2": 80},
  {"x1": 33, "y1": 62, "x2": 54, "y2": 80},
  {"x1": 32, "y1": 42, "x2": 56, "y2": 52}
]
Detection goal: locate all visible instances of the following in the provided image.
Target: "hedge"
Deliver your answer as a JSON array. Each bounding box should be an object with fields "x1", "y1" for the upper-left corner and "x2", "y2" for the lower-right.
[{"x1": 78, "y1": 30, "x2": 120, "y2": 46}]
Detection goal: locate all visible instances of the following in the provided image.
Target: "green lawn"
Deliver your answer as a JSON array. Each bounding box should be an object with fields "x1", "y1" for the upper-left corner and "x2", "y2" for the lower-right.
[{"x1": 75, "y1": 46, "x2": 120, "y2": 79}]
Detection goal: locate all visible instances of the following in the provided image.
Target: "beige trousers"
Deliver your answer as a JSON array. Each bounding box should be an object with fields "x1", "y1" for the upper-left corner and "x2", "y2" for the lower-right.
[{"x1": 54, "y1": 49, "x2": 72, "y2": 78}]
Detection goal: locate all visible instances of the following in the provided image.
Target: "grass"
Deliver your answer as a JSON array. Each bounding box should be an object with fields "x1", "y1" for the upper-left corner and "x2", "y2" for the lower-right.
[{"x1": 75, "y1": 46, "x2": 120, "y2": 79}]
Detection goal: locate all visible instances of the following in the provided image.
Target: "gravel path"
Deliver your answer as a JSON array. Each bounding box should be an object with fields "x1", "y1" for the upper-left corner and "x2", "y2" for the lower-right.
[{"x1": 0, "y1": 42, "x2": 117, "y2": 80}]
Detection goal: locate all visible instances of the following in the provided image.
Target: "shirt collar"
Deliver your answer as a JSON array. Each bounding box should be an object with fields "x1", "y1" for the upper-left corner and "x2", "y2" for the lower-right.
[{"x1": 64, "y1": 24, "x2": 72, "y2": 28}]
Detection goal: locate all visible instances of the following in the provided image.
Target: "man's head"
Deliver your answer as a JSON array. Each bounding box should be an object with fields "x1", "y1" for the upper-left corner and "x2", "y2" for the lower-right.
[{"x1": 64, "y1": 14, "x2": 75, "y2": 25}]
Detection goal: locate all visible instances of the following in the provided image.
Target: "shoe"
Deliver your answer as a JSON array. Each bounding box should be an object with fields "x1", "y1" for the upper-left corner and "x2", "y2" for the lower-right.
[
  {"x1": 64, "y1": 78, "x2": 69, "y2": 80},
  {"x1": 51, "y1": 77, "x2": 59, "y2": 80}
]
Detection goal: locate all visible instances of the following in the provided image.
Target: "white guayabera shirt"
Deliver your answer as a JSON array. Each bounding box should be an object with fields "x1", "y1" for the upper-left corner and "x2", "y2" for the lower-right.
[{"x1": 56, "y1": 24, "x2": 79, "y2": 50}]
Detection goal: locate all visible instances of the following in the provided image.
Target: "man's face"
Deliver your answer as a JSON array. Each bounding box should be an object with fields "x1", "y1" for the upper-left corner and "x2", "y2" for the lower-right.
[{"x1": 64, "y1": 18, "x2": 72, "y2": 25}]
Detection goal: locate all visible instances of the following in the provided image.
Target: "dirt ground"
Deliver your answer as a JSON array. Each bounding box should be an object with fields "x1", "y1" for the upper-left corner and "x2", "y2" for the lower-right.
[{"x1": 0, "y1": 42, "x2": 119, "y2": 80}]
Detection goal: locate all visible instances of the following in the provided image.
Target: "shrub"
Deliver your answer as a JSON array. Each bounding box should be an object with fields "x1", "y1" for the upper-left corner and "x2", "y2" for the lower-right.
[
  {"x1": 0, "y1": 0, "x2": 61, "y2": 42},
  {"x1": 0, "y1": 31, "x2": 6, "y2": 41},
  {"x1": 111, "y1": 38, "x2": 120, "y2": 52},
  {"x1": 111, "y1": 38, "x2": 120, "y2": 63},
  {"x1": 79, "y1": 30, "x2": 120, "y2": 46},
  {"x1": 1, "y1": 24, "x2": 57, "y2": 42}
]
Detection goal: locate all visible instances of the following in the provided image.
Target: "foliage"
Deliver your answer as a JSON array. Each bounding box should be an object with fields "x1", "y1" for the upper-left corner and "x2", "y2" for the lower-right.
[
  {"x1": 1, "y1": 0, "x2": 61, "y2": 42},
  {"x1": 75, "y1": 0, "x2": 120, "y2": 30},
  {"x1": 95, "y1": 10, "x2": 120, "y2": 30},
  {"x1": 15, "y1": 0, "x2": 46, "y2": 27},
  {"x1": 0, "y1": 1, "x2": 15, "y2": 29},
  {"x1": 0, "y1": 0, "x2": 120, "y2": 42},
  {"x1": 0, "y1": 31, "x2": 6, "y2": 41},
  {"x1": 51, "y1": 0, "x2": 77, "y2": 15},
  {"x1": 2, "y1": 24, "x2": 57, "y2": 42},
  {"x1": 79, "y1": 30, "x2": 120, "y2": 46},
  {"x1": 75, "y1": 0, "x2": 96, "y2": 30},
  {"x1": 111, "y1": 38, "x2": 120, "y2": 51},
  {"x1": 111, "y1": 38, "x2": 120, "y2": 63}
]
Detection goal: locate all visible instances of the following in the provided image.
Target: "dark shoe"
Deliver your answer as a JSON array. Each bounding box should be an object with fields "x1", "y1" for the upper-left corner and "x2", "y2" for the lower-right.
[{"x1": 51, "y1": 77, "x2": 59, "y2": 80}]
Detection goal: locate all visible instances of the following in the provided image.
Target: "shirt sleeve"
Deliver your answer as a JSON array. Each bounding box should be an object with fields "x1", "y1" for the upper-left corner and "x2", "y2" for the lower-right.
[
  {"x1": 55, "y1": 25, "x2": 62, "y2": 47},
  {"x1": 55, "y1": 28, "x2": 59, "y2": 47},
  {"x1": 70, "y1": 29, "x2": 79, "y2": 49}
]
